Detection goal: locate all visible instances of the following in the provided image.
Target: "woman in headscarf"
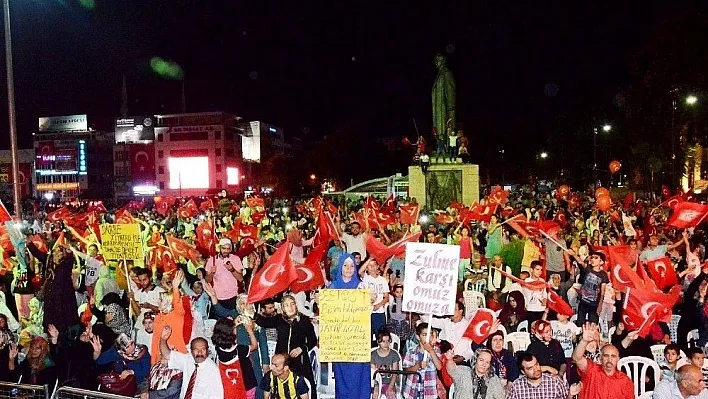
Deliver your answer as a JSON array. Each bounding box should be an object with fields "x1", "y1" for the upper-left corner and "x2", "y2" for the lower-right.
[
  {"x1": 92, "y1": 333, "x2": 151, "y2": 395},
  {"x1": 444, "y1": 347, "x2": 505, "y2": 399},
  {"x1": 329, "y1": 254, "x2": 370, "y2": 399},
  {"x1": 94, "y1": 264, "x2": 121, "y2": 305},
  {"x1": 497, "y1": 291, "x2": 526, "y2": 332},
  {"x1": 90, "y1": 292, "x2": 131, "y2": 337},
  {"x1": 253, "y1": 295, "x2": 318, "y2": 398},
  {"x1": 485, "y1": 330, "x2": 519, "y2": 386},
  {"x1": 8, "y1": 336, "x2": 57, "y2": 386},
  {"x1": 526, "y1": 320, "x2": 566, "y2": 377}
]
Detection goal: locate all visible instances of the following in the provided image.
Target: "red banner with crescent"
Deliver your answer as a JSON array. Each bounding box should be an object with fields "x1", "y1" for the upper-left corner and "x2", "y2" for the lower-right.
[{"x1": 129, "y1": 143, "x2": 155, "y2": 186}]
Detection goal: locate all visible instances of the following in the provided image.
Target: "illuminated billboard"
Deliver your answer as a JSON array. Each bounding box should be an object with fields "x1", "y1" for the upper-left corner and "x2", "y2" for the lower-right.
[
  {"x1": 227, "y1": 167, "x2": 239, "y2": 185},
  {"x1": 115, "y1": 116, "x2": 156, "y2": 142},
  {"x1": 38, "y1": 115, "x2": 87, "y2": 132},
  {"x1": 241, "y1": 121, "x2": 261, "y2": 163},
  {"x1": 168, "y1": 157, "x2": 209, "y2": 189}
]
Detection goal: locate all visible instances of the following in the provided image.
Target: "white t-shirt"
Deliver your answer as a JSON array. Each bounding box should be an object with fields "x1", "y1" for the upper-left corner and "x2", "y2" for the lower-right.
[
  {"x1": 342, "y1": 232, "x2": 367, "y2": 258},
  {"x1": 430, "y1": 317, "x2": 473, "y2": 360},
  {"x1": 363, "y1": 274, "x2": 390, "y2": 314},
  {"x1": 84, "y1": 257, "x2": 103, "y2": 286},
  {"x1": 522, "y1": 277, "x2": 547, "y2": 312},
  {"x1": 551, "y1": 320, "x2": 581, "y2": 358}
]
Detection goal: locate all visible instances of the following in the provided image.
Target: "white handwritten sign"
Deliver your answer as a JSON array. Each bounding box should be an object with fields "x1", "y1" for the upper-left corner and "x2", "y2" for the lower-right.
[{"x1": 402, "y1": 242, "x2": 459, "y2": 316}]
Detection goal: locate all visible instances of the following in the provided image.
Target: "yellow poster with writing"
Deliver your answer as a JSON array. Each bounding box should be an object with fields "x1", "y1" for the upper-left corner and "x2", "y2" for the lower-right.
[
  {"x1": 319, "y1": 289, "x2": 371, "y2": 362},
  {"x1": 99, "y1": 224, "x2": 143, "y2": 263}
]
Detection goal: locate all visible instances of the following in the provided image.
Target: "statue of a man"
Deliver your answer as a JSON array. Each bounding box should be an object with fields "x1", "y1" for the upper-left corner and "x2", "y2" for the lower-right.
[{"x1": 432, "y1": 54, "x2": 456, "y2": 162}]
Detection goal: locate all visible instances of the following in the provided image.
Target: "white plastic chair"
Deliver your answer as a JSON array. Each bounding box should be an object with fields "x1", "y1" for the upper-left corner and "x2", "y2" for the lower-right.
[
  {"x1": 618, "y1": 356, "x2": 661, "y2": 398},
  {"x1": 309, "y1": 347, "x2": 320, "y2": 388},
  {"x1": 390, "y1": 333, "x2": 401, "y2": 353},
  {"x1": 650, "y1": 344, "x2": 666, "y2": 364},
  {"x1": 669, "y1": 314, "x2": 681, "y2": 343},
  {"x1": 688, "y1": 329, "x2": 699, "y2": 346},
  {"x1": 464, "y1": 278, "x2": 475, "y2": 291},
  {"x1": 505, "y1": 332, "x2": 531, "y2": 352},
  {"x1": 463, "y1": 290, "x2": 486, "y2": 314},
  {"x1": 473, "y1": 279, "x2": 487, "y2": 293},
  {"x1": 449, "y1": 384, "x2": 455, "y2": 399},
  {"x1": 517, "y1": 320, "x2": 529, "y2": 333},
  {"x1": 638, "y1": 391, "x2": 653, "y2": 399},
  {"x1": 317, "y1": 361, "x2": 336, "y2": 399},
  {"x1": 494, "y1": 309, "x2": 501, "y2": 318}
]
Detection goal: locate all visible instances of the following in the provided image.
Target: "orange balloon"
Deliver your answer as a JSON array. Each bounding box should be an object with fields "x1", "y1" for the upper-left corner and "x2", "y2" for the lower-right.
[
  {"x1": 558, "y1": 185, "x2": 570, "y2": 198},
  {"x1": 609, "y1": 160, "x2": 621, "y2": 174},
  {"x1": 595, "y1": 187, "x2": 610, "y2": 199},
  {"x1": 597, "y1": 195, "x2": 611, "y2": 212}
]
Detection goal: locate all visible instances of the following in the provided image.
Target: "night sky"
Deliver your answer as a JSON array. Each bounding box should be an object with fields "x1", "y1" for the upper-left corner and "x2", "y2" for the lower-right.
[{"x1": 1, "y1": 0, "x2": 704, "y2": 178}]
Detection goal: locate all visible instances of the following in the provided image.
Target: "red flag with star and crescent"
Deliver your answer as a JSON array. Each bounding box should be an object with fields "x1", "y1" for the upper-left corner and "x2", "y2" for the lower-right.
[
  {"x1": 47, "y1": 207, "x2": 71, "y2": 224},
  {"x1": 667, "y1": 202, "x2": 708, "y2": 229},
  {"x1": 196, "y1": 220, "x2": 217, "y2": 256},
  {"x1": 165, "y1": 235, "x2": 202, "y2": 265},
  {"x1": 645, "y1": 257, "x2": 678, "y2": 290},
  {"x1": 399, "y1": 204, "x2": 419, "y2": 225},
  {"x1": 290, "y1": 242, "x2": 327, "y2": 293},
  {"x1": 463, "y1": 308, "x2": 497, "y2": 344},
  {"x1": 248, "y1": 243, "x2": 298, "y2": 303}
]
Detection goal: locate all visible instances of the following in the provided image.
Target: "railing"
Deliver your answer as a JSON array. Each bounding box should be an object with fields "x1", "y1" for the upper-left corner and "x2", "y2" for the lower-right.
[
  {"x1": 0, "y1": 382, "x2": 48, "y2": 399},
  {"x1": 51, "y1": 387, "x2": 133, "y2": 399}
]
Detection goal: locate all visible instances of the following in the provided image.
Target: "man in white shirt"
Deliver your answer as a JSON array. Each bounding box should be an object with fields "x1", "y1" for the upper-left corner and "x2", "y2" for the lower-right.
[
  {"x1": 487, "y1": 255, "x2": 513, "y2": 293},
  {"x1": 338, "y1": 221, "x2": 368, "y2": 259},
  {"x1": 130, "y1": 267, "x2": 164, "y2": 330},
  {"x1": 161, "y1": 326, "x2": 224, "y2": 399},
  {"x1": 430, "y1": 300, "x2": 473, "y2": 361}
]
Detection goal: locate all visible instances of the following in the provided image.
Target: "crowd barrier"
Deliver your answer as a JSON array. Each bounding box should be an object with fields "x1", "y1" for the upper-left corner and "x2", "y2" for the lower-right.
[
  {"x1": 50, "y1": 387, "x2": 132, "y2": 399},
  {"x1": 372, "y1": 369, "x2": 424, "y2": 399},
  {"x1": 0, "y1": 382, "x2": 48, "y2": 399}
]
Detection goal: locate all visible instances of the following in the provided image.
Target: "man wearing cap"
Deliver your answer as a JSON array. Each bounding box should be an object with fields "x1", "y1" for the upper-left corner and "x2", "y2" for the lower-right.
[
  {"x1": 205, "y1": 238, "x2": 244, "y2": 309},
  {"x1": 575, "y1": 251, "x2": 609, "y2": 326}
]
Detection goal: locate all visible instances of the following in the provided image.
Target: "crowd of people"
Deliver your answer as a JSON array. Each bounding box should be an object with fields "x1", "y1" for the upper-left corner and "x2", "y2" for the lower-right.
[{"x1": 0, "y1": 184, "x2": 704, "y2": 399}]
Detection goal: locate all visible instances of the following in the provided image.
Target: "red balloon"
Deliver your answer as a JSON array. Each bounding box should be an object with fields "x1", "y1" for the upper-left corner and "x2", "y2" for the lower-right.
[
  {"x1": 609, "y1": 160, "x2": 621, "y2": 174},
  {"x1": 595, "y1": 187, "x2": 610, "y2": 199},
  {"x1": 597, "y1": 195, "x2": 612, "y2": 212},
  {"x1": 558, "y1": 185, "x2": 570, "y2": 198}
]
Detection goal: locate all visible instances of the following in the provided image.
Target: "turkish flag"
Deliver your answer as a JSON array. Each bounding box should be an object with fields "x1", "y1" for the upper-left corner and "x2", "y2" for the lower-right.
[
  {"x1": 435, "y1": 212, "x2": 455, "y2": 225},
  {"x1": 646, "y1": 257, "x2": 678, "y2": 290},
  {"x1": 387, "y1": 232, "x2": 422, "y2": 259},
  {"x1": 500, "y1": 206, "x2": 517, "y2": 218},
  {"x1": 148, "y1": 245, "x2": 176, "y2": 272},
  {"x1": 248, "y1": 243, "x2": 298, "y2": 303},
  {"x1": 382, "y1": 194, "x2": 395, "y2": 213},
  {"x1": 366, "y1": 196, "x2": 381, "y2": 212},
  {"x1": 166, "y1": 235, "x2": 202, "y2": 265},
  {"x1": 200, "y1": 198, "x2": 215, "y2": 212},
  {"x1": 463, "y1": 308, "x2": 496, "y2": 344},
  {"x1": 667, "y1": 202, "x2": 708, "y2": 229},
  {"x1": 52, "y1": 232, "x2": 67, "y2": 250},
  {"x1": 115, "y1": 209, "x2": 136, "y2": 224},
  {"x1": 315, "y1": 209, "x2": 339, "y2": 246},
  {"x1": 238, "y1": 224, "x2": 259, "y2": 240},
  {"x1": 399, "y1": 204, "x2": 419, "y2": 225},
  {"x1": 28, "y1": 234, "x2": 48, "y2": 253},
  {"x1": 129, "y1": 143, "x2": 155, "y2": 186},
  {"x1": 311, "y1": 197, "x2": 324, "y2": 213},
  {"x1": 660, "y1": 195, "x2": 685, "y2": 210},
  {"x1": 47, "y1": 207, "x2": 71, "y2": 224},
  {"x1": 155, "y1": 198, "x2": 171, "y2": 216},
  {"x1": 623, "y1": 285, "x2": 680, "y2": 337},
  {"x1": 245, "y1": 196, "x2": 265, "y2": 209},
  {"x1": 486, "y1": 190, "x2": 509, "y2": 206},
  {"x1": 366, "y1": 235, "x2": 391, "y2": 265},
  {"x1": 467, "y1": 203, "x2": 498, "y2": 224},
  {"x1": 554, "y1": 211, "x2": 567, "y2": 226},
  {"x1": 661, "y1": 185, "x2": 671, "y2": 200},
  {"x1": 0, "y1": 199, "x2": 11, "y2": 223},
  {"x1": 196, "y1": 220, "x2": 216, "y2": 256},
  {"x1": 251, "y1": 210, "x2": 266, "y2": 225},
  {"x1": 448, "y1": 201, "x2": 466, "y2": 212},
  {"x1": 88, "y1": 201, "x2": 108, "y2": 214},
  {"x1": 376, "y1": 211, "x2": 395, "y2": 227},
  {"x1": 606, "y1": 257, "x2": 644, "y2": 292},
  {"x1": 623, "y1": 193, "x2": 635, "y2": 210},
  {"x1": 547, "y1": 289, "x2": 573, "y2": 317},
  {"x1": 290, "y1": 242, "x2": 327, "y2": 293},
  {"x1": 326, "y1": 202, "x2": 338, "y2": 215}
]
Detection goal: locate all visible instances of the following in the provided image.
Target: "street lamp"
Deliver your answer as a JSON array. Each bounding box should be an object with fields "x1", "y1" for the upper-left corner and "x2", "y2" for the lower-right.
[
  {"x1": 594, "y1": 124, "x2": 612, "y2": 190},
  {"x1": 687, "y1": 95, "x2": 698, "y2": 106},
  {"x1": 540, "y1": 152, "x2": 548, "y2": 159},
  {"x1": 3, "y1": 0, "x2": 20, "y2": 218}
]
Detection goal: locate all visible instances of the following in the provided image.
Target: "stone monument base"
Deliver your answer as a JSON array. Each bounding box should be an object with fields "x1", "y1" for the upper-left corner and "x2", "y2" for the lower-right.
[{"x1": 408, "y1": 162, "x2": 480, "y2": 209}]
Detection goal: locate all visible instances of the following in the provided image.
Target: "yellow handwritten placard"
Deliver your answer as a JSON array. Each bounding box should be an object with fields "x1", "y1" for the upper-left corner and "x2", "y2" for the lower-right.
[
  {"x1": 99, "y1": 224, "x2": 143, "y2": 262},
  {"x1": 319, "y1": 289, "x2": 371, "y2": 363}
]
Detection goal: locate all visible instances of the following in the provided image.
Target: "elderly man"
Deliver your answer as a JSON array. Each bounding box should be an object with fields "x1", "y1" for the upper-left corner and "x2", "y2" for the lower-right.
[
  {"x1": 487, "y1": 255, "x2": 513, "y2": 293},
  {"x1": 654, "y1": 364, "x2": 708, "y2": 399},
  {"x1": 430, "y1": 300, "x2": 473, "y2": 361},
  {"x1": 160, "y1": 326, "x2": 223, "y2": 399},
  {"x1": 572, "y1": 323, "x2": 634, "y2": 399}
]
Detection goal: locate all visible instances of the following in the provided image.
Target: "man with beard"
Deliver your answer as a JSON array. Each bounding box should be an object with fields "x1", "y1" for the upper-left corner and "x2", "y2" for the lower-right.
[
  {"x1": 572, "y1": 323, "x2": 634, "y2": 399},
  {"x1": 508, "y1": 353, "x2": 578, "y2": 399},
  {"x1": 259, "y1": 298, "x2": 279, "y2": 363},
  {"x1": 161, "y1": 326, "x2": 223, "y2": 399}
]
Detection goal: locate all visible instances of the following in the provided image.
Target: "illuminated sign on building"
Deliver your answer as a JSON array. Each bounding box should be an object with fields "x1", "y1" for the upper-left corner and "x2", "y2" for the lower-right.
[
  {"x1": 38, "y1": 115, "x2": 88, "y2": 132},
  {"x1": 79, "y1": 140, "x2": 87, "y2": 175},
  {"x1": 168, "y1": 157, "x2": 209, "y2": 189},
  {"x1": 227, "y1": 167, "x2": 239, "y2": 185},
  {"x1": 115, "y1": 116, "x2": 156, "y2": 142},
  {"x1": 36, "y1": 182, "x2": 80, "y2": 190}
]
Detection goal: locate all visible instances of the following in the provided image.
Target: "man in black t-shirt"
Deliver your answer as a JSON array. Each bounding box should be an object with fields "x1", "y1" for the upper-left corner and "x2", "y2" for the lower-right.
[{"x1": 576, "y1": 251, "x2": 610, "y2": 326}]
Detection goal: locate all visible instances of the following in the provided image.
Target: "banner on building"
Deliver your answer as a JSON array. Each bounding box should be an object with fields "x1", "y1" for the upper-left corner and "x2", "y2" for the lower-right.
[
  {"x1": 115, "y1": 116, "x2": 156, "y2": 142},
  {"x1": 129, "y1": 143, "x2": 155, "y2": 186},
  {"x1": 38, "y1": 115, "x2": 87, "y2": 132},
  {"x1": 99, "y1": 224, "x2": 144, "y2": 262},
  {"x1": 0, "y1": 163, "x2": 31, "y2": 197},
  {"x1": 319, "y1": 289, "x2": 371, "y2": 362},
  {"x1": 402, "y1": 242, "x2": 459, "y2": 316}
]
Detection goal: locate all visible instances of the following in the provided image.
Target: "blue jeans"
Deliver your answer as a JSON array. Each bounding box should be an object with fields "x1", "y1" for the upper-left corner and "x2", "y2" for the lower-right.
[{"x1": 372, "y1": 313, "x2": 386, "y2": 336}]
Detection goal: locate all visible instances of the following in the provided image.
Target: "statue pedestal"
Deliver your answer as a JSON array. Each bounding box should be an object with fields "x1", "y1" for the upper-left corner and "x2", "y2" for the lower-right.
[{"x1": 408, "y1": 163, "x2": 480, "y2": 209}]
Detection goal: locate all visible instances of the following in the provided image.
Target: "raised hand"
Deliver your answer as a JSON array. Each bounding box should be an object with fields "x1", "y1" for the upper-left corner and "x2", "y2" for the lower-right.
[
  {"x1": 89, "y1": 335, "x2": 101, "y2": 353},
  {"x1": 161, "y1": 325, "x2": 172, "y2": 340},
  {"x1": 581, "y1": 322, "x2": 598, "y2": 343},
  {"x1": 570, "y1": 382, "x2": 582, "y2": 396},
  {"x1": 48, "y1": 324, "x2": 59, "y2": 341},
  {"x1": 8, "y1": 343, "x2": 17, "y2": 359}
]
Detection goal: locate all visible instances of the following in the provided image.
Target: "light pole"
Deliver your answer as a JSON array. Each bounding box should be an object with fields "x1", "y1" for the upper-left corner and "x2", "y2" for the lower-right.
[
  {"x1": 593, "y1": 124, "x2": 611, "y2": 190},
  {"x1": 3, "y1": 0, "x2": 20, "y2": 218}
]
